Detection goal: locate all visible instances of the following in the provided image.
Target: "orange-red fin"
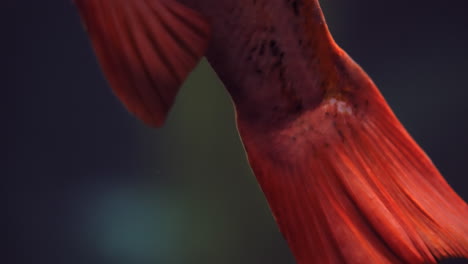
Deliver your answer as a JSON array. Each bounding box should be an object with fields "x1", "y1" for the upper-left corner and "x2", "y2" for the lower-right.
[
  {"x1": 75, "y1": 0, "x2": 211, "y2": 127},
  {"x1": 238, "y1": 61, "x2": 468, "y2": 263}
]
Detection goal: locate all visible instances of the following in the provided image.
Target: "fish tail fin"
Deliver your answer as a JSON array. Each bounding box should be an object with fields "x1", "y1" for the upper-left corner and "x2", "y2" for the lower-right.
[
  {"x1": 75, "y1": 0, "x2": 211, "y2": 127},
  {"x1": 339, "y1": 86, "x2": 468, "y2": 261},
  {"x1": 315, "y1": 65, "x2": 468, "y2": 262},
  {"x1": 239, "y1": 54, "x2": 468, "y2": 263}
]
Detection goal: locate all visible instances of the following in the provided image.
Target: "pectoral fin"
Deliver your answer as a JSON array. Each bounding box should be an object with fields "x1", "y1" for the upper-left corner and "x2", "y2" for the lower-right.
[{"x1": 75, "y1": 0, "x2": 211, "y2": 126}]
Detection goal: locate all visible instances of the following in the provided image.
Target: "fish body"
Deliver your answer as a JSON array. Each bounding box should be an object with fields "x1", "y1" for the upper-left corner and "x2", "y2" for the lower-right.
[
  {"x1": 182, "y1": 0, "x2": 332, "y2": 124},
  {"x1": 74, "y1": 0, "x2": 468, "y2": 263}
]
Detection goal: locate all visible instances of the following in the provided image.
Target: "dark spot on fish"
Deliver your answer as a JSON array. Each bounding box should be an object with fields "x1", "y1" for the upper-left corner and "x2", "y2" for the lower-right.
[
  {"x1": 259, "y1": 40, "x2": 266, "y2": 56},
  {"x1": 269, "y1": 40, "x2": 281, "y2": 56},
  {"x1": 292, "y1": 2, "x2": 299, "y2": 15},
  {"x1": 286, "y1": 0, "x2": 302, "y2": 16},
  {"x1": 320, "y1": 79, "x2": 327, "y2": 88},
  {"x1": 295, "y1": 102, "x2": 303, "y2": 112},
  {"x1": 333, "y1": 55, "x2": 352, "y2": 80},
  {"x1": 246, "y1": 44, "x2": 259, "y2": 62},
  {"x1": 278, "y1": 66, "x2": 287, "y2": 89},
  {"x1": 337, "y1": 129, "x2": 345, "y2": 142}
]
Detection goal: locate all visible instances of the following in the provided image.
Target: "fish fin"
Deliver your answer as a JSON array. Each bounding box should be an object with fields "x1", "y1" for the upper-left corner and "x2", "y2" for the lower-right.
[
  {"x1": 238, "y1": 55, "x2": 468, "y2": 264},
  {"x1": 75, "y1": 0, "x2": 211, "y2": 127}
]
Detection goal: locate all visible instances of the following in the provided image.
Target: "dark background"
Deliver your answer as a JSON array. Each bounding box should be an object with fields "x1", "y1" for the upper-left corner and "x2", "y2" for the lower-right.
[{"x1": 5, "y1": 0, "x2": 468, "y2": 263}]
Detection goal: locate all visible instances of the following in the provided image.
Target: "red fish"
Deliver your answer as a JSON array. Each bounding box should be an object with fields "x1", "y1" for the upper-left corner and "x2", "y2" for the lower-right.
[{"x1": 74, "y1": 0, "x2": 468, "y2": 263}]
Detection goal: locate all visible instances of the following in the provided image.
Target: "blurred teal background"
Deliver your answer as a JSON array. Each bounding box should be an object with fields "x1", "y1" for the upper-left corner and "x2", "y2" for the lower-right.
[{"x1": 5, "y1": 0, "x2": 468, "y2": 264}]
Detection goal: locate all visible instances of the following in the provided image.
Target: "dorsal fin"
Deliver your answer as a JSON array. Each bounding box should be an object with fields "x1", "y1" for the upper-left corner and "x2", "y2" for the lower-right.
[{"x1": 75, "y1": 0, "x2": 211, "y2": 127}]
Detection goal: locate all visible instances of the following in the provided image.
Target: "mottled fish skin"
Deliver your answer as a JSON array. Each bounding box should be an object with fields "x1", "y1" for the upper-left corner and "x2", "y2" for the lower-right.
[{"x1": 181, "y1": 0, "x2": 335, "y2": 126}]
